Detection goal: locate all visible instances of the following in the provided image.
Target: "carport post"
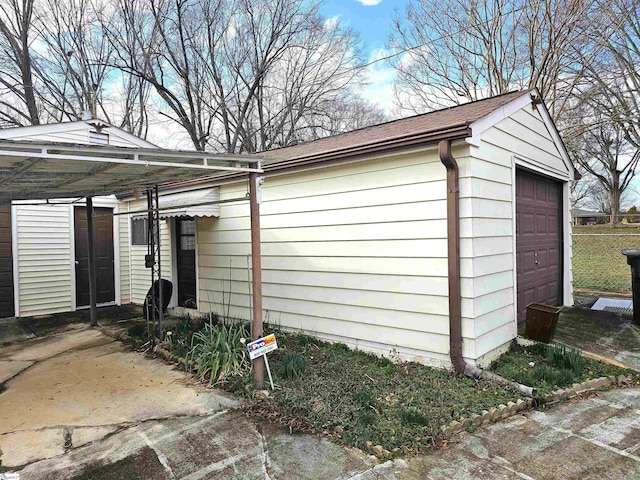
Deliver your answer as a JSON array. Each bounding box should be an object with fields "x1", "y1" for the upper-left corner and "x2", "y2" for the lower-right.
[
  {"x1": 86, "y1": 196, "x2": 98, "y2": 326},
  {"x1": 249, "y1": 170, "x2": 264, "y2": 389}
]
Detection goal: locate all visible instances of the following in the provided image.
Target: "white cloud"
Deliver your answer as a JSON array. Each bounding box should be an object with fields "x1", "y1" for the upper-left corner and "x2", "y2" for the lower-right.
[
  {"x1": 361, "y1": 47, "x2": 398, "y2": 116},
  {"x1": 355, "y1": 0, "x2": 383, "y2": 6}
]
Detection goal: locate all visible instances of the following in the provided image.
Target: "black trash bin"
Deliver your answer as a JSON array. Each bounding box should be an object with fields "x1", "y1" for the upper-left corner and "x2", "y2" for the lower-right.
[
  {"x1": 524, "y1": 303, "x2": 562, "y2": 343},
  {"x1": 621, "y1": 249, "x2": 640, "y2": 326}
]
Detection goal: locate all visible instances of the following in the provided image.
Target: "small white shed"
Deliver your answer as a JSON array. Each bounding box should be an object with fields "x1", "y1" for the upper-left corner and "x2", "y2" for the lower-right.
[
  {"x1": 0, "y1": 120, "x2": 158, "y2": 317},
  {"x1": 120, "y1": 89, "x2": 575, "y2": 367}
]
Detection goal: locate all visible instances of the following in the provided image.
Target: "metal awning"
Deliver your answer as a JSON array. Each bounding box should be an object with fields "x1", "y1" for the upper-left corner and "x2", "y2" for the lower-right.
[
  {"x1": 157, "y1": 188, "x2": 221, "y2": 218},
  {"x1": 0, "y1": 140, "x2": 261, "y2": 202},
  {"x1": 0, "y1": 138, "x2": 268, "y2": 389}
]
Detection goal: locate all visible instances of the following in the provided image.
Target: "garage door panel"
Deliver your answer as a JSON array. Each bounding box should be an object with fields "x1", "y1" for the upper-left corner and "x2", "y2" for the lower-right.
[{"x1": 516, "y1": 169, "x2": 562, "y2": 322}]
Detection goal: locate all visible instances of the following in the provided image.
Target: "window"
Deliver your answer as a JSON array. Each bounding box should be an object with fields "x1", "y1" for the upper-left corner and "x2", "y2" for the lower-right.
[
  {"x1": 131, "y1": 217, "x2": 148, "y2": 245},
  {"x1": 178, "y1": 218, "x2": 196, "y2": 251}
]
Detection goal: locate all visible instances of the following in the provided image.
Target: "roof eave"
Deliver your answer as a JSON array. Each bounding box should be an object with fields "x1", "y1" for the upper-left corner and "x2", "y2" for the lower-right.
[{"x1": 147, "y1": 124, "x2": 472, "y2": 195}]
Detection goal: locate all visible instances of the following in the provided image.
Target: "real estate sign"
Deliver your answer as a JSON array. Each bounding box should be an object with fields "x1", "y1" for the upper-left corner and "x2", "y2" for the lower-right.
[{"x1": 247, "y1": 334, "x2": 278, "y2": 360}]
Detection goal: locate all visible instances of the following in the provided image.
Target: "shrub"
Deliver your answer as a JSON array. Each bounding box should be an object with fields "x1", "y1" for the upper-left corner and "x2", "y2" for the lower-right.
[
  {"x1": 128, "y1": 324, "x2": 146, "y2": 338},
  {"x1": 186, "y1": 321, "x2": 251, "y2": 386},
  {"x1": 280, "y1": 352, "x2": 307, "y2": 379},
  {"x1": 399, "y1": 407, "x2": 430, "y2": 426},
  {"x1": 529, "y1": 342, "x2": 584, "y2": 376}
]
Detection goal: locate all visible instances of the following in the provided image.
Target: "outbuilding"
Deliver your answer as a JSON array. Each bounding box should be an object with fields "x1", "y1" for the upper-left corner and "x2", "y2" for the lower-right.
[
  {"x1": 1, "y1": 89, "x2": 575, "y2": 369},
  {"x1": 119, "y1": 89, "x2": 575, "y2": 367}
]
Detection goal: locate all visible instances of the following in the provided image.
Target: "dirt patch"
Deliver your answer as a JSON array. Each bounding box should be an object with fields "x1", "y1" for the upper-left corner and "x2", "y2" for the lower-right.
[{"x1": 69, "y1": 446, "x2": 171, "y2": 480}]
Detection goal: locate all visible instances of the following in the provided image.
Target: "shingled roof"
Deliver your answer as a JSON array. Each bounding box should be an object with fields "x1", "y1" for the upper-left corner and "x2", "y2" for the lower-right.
[
  {"x1": 261, "y1": 90, "x2": 529, "y2": 167},
  {"x1": 149, "y1": 90, "x2": 532, "y2": 193}
]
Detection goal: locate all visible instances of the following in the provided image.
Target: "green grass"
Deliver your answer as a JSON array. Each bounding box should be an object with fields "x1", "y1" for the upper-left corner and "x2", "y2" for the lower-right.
[
  {"x1": 572, "y1": 226, "x2": 640, "y2": 292},
  {"x1": 491, "y1": 342, "x2": 637, "y2": 397},
  {"x1": 244, "y1": 332, "x2": 523, "y2": 454}
]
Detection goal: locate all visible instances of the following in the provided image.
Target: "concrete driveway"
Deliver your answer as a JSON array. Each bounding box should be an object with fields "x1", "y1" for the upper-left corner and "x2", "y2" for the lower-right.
[
  {"x1": 0, "y1": 326, "x2": 374, "y2": 479},
  {"x1": 3, "y1": 324, "x2": 640, "y2": 479}
]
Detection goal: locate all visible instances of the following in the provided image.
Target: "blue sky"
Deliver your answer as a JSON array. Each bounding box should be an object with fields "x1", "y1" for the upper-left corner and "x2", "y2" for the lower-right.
[
  {"x1": 320, "y1": 0, "x2": 410, "y2": 114},
  {"x1": 320, "y1": 0, "x2": 408, "y2": 57}
]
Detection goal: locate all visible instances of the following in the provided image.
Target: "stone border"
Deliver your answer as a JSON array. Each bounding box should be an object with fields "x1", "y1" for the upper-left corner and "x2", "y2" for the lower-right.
[{"x1": 438, "y1": 375, "x2": 635, "y2": 441}]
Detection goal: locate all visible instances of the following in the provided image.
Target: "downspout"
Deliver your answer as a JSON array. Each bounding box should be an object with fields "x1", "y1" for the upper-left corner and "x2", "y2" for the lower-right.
[
  {"x1": 438, "y1": 140, "x2": 538, "y2": 399},
  {"x1": 438, "y1": 140, "x2": 481, "y2": 379}
]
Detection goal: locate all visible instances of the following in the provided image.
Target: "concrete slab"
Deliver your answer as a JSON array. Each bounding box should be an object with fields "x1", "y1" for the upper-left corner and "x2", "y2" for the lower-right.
[
  {"x1": 0, "y1": 329, "x2": 237, "y2": 469},
  {"x1": 15, "y1": 411, "x2": 374, "y2": 480},
  {"x1": 2, "y1": 326, "x2": 109, "y2": 362},
  {"x1": 0, "y1": 360, "x2": 33, "y2": 383}
]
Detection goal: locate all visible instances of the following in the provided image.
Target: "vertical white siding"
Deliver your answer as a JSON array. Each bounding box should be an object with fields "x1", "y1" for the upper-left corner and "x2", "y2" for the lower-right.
[
  {"x1": 196, "y1": 149, "x2": 465, "y2": 366},
  {"x1": 14, "y1": 204, "x2": 73, "y2": 316},
  {"x1": 469, "y1": 106, "x2": 571, "y2": 362},
  {"x1": 119, "y1": 207, "x2": 131, "y2": 304}
]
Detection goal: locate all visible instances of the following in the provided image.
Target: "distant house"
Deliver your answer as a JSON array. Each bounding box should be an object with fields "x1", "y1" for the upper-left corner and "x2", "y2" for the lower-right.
[
  {"x1": 1, "y1": 89, "x2": 576, "y2": 369},
  {"x1": 572, "y1": 208, "x2": 613, "y2": 225}
]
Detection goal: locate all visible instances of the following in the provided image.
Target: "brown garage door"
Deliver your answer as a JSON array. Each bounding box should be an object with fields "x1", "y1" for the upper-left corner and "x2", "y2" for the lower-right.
[
  {"x1": 0, "y1": 204, "x2": 14, "y2": 317},
  {"x1": 516, "y1": 169, "x2": 563, "y2": 322}
]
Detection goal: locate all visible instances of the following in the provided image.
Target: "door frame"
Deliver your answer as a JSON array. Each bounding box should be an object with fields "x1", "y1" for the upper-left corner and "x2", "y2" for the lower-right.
[
  {"x1": 170, "y1": 216, "x2": 199, "y2": 311},
  {"x1": 70, "y1": 197, "x2": 121, "y2": 311},
  {"x1": 511, "y1": 158, "x2": 572, "y2": 330}
]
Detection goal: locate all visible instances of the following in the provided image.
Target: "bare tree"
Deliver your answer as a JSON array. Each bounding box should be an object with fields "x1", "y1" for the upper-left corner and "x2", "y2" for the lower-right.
[
  {"x1": 104, "y1": 0, "x2": 364, "y2": 152},
  {"x1": 389, "y1": 0, "x2": 606, "y2": 118},
  {"x1": 0, "y1": 0, "x2": 41, "y2": 125},
  {"x1": 572, "y1": 110, "x2": 639, "y2": 224}
]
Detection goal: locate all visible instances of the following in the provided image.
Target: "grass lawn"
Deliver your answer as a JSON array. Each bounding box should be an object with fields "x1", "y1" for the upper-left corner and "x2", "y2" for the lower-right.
[
  {"x1": 572, "y1": 225, "x2": 640, "y2": 292},
  {"x1": 491, "y1": 342, "x2": 638, "y2": 397},
  {"x1": 242, "y1": 332, "x2": 523, "y2": 454}
]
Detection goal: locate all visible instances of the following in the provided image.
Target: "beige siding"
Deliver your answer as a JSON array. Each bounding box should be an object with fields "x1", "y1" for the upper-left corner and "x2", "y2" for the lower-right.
[
  {"x1": 127, "y1": 198, "x2": 172, "y2": 305},
  {"x1": 468, "y1": 105, "x2": 570, "y2": 361},
  {"x1": 196, "y1": 148, "x2": 473, "y2": 366},
  {"x1": 14, "y1": 204, "x2": 73, "y2": 316}
]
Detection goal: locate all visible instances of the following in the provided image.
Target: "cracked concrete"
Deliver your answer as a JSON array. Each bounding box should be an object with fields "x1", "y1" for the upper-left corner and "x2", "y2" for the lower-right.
[
  {"x1": 5, "y1": 320, "x2": 640, "y2": 479},
  {"x1": 0, "y1": 326, "x2": 237, "y2": 469},
  {"x1": 0, "y1": 325, "x2": 374, "y2": 479}
]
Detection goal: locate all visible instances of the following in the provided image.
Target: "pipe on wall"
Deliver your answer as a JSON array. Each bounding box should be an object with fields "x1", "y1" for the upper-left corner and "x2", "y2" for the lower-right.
[
  {"x1": 438, "y1": 140, "x2": 482, "y2": 379},
  {"x1": 438, "y1": 140, "x2": 538, "y2": 399}
]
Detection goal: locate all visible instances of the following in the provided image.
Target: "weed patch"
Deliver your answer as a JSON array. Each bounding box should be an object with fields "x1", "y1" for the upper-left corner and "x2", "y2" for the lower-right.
[
  {"x1": 491, "y1": 342, "x2": 637, "y2": 397},
  {"x1": 243, "y1": 332, "x2": 522, "y2": 454}
]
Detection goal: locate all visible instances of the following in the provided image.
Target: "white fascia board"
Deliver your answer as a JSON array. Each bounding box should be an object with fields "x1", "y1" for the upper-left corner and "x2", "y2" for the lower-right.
[
  {"x1": 467, "y1": 91, "x2": 533, "y2": 145},
  {"x1": 0, "y1": 120, "x2": 93, "y2": 139},
  {"x1": 514, "y1": 156, "x2": 571, "y2": 182},
  {"x1": 468, "y1": 88, "x2": 575, "y2": 179},
  {"x1": 0, "y1": 119, "x2": 159, "y2": 149},
  {"x1": 533, "y1": 94, "x2": 576, "y2": 180}
]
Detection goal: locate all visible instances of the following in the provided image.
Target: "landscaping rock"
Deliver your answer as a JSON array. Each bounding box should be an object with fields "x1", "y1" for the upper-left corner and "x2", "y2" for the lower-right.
[
  {"x1": 481, "y1": 410, "x2": 491, "y2": 424},
  {"x1": 498, "y1": 404, "x2": 508, "y2": 418},
  {"x1": 471, "y1": 414, "x2": 482, "y2": 426},
  {"x1": 372, "y1": 445, "x2": 384, "y2": 457},
  {"x1": 449, "y1": 420, "x2": 463, "y2": 435},
  {"x1": 254, "y1": 390, "x2": 270, "y2": 400},
  {"x1": 488, "y1": 407, "x2": 499, "y2": 422},
  {"x1": 334, "y1": 426, "x2": 344, "y2": 435},
  {"x1": 365, "y1": 441, "x2": 373, "y2": 451},
  {"x1": 516, "y1": 399, "x2": 526, "y2": 411},
  {"x1": 507, "y1": 401, "x2": 517, "y2": 414},
  {"x1": 461, "y1": 417, "x2": 472, "y2": 429}
]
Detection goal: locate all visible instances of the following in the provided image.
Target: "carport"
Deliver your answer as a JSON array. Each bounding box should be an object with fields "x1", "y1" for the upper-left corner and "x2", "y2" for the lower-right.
[{"x1": 0, "y1": 140, "x2": 267, "y2": 387}]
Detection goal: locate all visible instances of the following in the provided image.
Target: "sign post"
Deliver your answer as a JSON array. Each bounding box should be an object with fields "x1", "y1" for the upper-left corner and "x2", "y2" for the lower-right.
[{"x1": 247, "y1": 333, "x2": 277, "y2": 390}]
